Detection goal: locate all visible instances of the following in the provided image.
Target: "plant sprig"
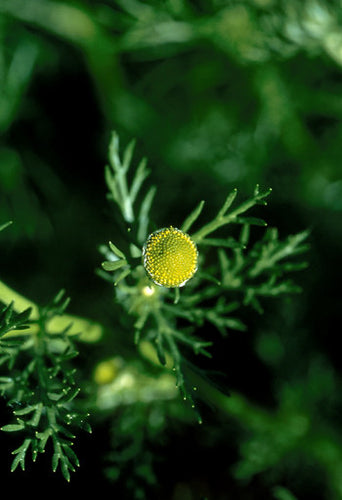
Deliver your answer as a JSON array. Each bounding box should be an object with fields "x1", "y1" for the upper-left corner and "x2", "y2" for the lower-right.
[
  {"x1": 100, "y1": 132, "x2": 310, "y2": 417},
  {"x1": 0, "y1": 291, "x2": 91, "y2": 481},
  {"x1": 191, "y1": 184, "x2": 270, "y2": 243},
  {"x1": 105, "y1": 131, "x2": 156, "y2": 244}
]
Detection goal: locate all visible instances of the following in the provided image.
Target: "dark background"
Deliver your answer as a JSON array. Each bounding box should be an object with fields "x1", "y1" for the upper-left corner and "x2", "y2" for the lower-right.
[{"x1": 1, "y1": 1, "x2": 342, "y2": 499}]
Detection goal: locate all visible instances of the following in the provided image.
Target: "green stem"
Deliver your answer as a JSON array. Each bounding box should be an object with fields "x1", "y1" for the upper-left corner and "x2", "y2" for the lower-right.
[{"x1": 192, "y1": 189, "x2": 272, "y2": 243}]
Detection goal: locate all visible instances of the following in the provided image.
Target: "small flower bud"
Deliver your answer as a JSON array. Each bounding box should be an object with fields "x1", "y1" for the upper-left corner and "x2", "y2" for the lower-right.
[{"x1": 143, "y1": 226, "x2": 198, "y2": 288}]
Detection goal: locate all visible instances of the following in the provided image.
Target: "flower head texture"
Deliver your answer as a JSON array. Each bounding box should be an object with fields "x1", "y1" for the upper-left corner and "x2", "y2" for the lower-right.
[{"x1": 143, "y1": 226, "x2": 198, "y2": 288}]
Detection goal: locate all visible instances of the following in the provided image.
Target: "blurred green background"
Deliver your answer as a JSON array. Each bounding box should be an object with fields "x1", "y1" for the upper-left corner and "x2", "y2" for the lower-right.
[{"x1": 0, "y1": 1, "x2": 342, "y2": 498}]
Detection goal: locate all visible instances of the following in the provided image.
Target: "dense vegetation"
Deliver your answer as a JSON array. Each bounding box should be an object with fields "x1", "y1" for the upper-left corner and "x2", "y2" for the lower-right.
[{"x1": 1, "y1": 1, "x2": 342, "y2": 499}]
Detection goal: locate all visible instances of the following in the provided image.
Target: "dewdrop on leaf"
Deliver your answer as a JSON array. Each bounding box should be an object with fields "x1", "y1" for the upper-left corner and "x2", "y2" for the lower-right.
[{"x1": 143, "y1": 226, "x2": 198, "y2": 288}]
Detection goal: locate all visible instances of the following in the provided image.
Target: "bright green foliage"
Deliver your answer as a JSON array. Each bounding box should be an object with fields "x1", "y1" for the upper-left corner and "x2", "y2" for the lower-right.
[
  {"x1": 0, "y1": 132, "x2": 310, "y2": 492},
  {"x1": 0, "y1": 1, "x2": 341, "y2": 497},
  {"x1": 100, "y1": 133, "x2": 309, "y2": 416},
  {"x1": 0, "y1": 301, "x2": 31, "y2": 341},
  {"x1": 0, "y1": 290, "x2": 90, "y2": 482}
]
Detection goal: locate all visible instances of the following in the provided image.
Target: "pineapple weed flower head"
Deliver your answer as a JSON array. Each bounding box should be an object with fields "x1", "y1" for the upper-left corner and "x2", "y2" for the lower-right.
[{"x1": 142, "y1": 226, "x2": 198, "y2": 288}]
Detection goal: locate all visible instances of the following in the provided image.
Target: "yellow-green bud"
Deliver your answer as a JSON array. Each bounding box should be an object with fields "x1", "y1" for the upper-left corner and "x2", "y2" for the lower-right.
[{"x1": 143, "y1": 226, "x2": 198, "y2": 288}]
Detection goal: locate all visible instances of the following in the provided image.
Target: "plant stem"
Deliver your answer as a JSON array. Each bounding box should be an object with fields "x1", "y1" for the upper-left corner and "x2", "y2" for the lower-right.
[{"x1": 192, "y1": 189, "x2": 272, "y2": 243}]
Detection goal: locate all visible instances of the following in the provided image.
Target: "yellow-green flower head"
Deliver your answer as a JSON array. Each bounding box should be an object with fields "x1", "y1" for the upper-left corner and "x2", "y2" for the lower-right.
[{"x1": 143, "y1": 226, "x2": 198, "y2": 288}]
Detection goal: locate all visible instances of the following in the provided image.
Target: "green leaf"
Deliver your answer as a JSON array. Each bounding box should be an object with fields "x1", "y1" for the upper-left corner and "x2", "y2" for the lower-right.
[
  {"x1": 0, "y1": 376, "x2": 13, "y2": 384},
  {"x1": 109, "y1": 241, "x2": 126, "y2": 260},
  {"x1": 130, "y1": 157, "x2": 149, "y2": 203},
  {"x1": 11, "y1": 439, "x2": 31, "y2": 472},
  {"x1": 105, "y1": 164, "x2": 119, "y2": 200},
  {"x1": 101, "y1": 259, "x2": 127, "y2": 271},
  {"x1": 155, "y1": 336, "x2": 166, "y2": 366},
  {"x1": 2, "y1": 423, "x2": 25, "y2": 432},
  {"x1": 1, "y1": 301, "x2": 14, "y2": 326},
  {"x1": 181, "y1": 200, "x2": 205, "y2": 233},
  {"x1": 170, "y1": 329, "x2": 212, "y2": 357},
  {"x1": 0, "y1": 220, "x2": 13, "y2": 232},
  {"x1": 36, "y1": 429, "x2": 52, "y2": 452},
  {"x1": 31, "y1": 439, "x2": 40, "y2": 462},
  {"x1": 108, "y1": 131, "x2": 121, "y2": 170},
  {"x1": 52, "y1": 444, "x2": 76, "y2": 482},
  {"x1": 234, "y1": 216, "x2": 268, "y2": 226},
  {"x1": 114, "y1": 267, "x2": 131, "y2": 286},
  {"x1": 57, "y1": 386, "x2": 81, "y2": 405},
  {"x1": 61, "y1": 459, "x2": 73, "y2": 482},
  {"x1": 122, "y1": 138, "x2": 136, "y2": 173},
  {"x1": 217, "y1": 189, "x2": 238, "y2": 218},
  {"x1": 52, "y1": 450, "x2": 60, "y2": 473},
  {"x1": 222, "y1": 317, "x2": 247, "y2": 331},
  {"x1": 62, "y1": 443, "x2": 80, "y2": 468},
  {"x1": 13, "y1": 405, "x2": 38, "y2": 416},
  {"x1": 195, "y1": 271, "x2": 221, "y2": 286}
]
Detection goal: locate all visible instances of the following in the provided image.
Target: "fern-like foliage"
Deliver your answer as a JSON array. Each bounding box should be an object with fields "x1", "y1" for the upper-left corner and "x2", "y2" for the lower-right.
[
  {"x1": 0, "y1": 290, "x2": 91, "y2": 481},
  {"x1": 99, "y1": 133, "x2": 309, "y2": 417}
]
